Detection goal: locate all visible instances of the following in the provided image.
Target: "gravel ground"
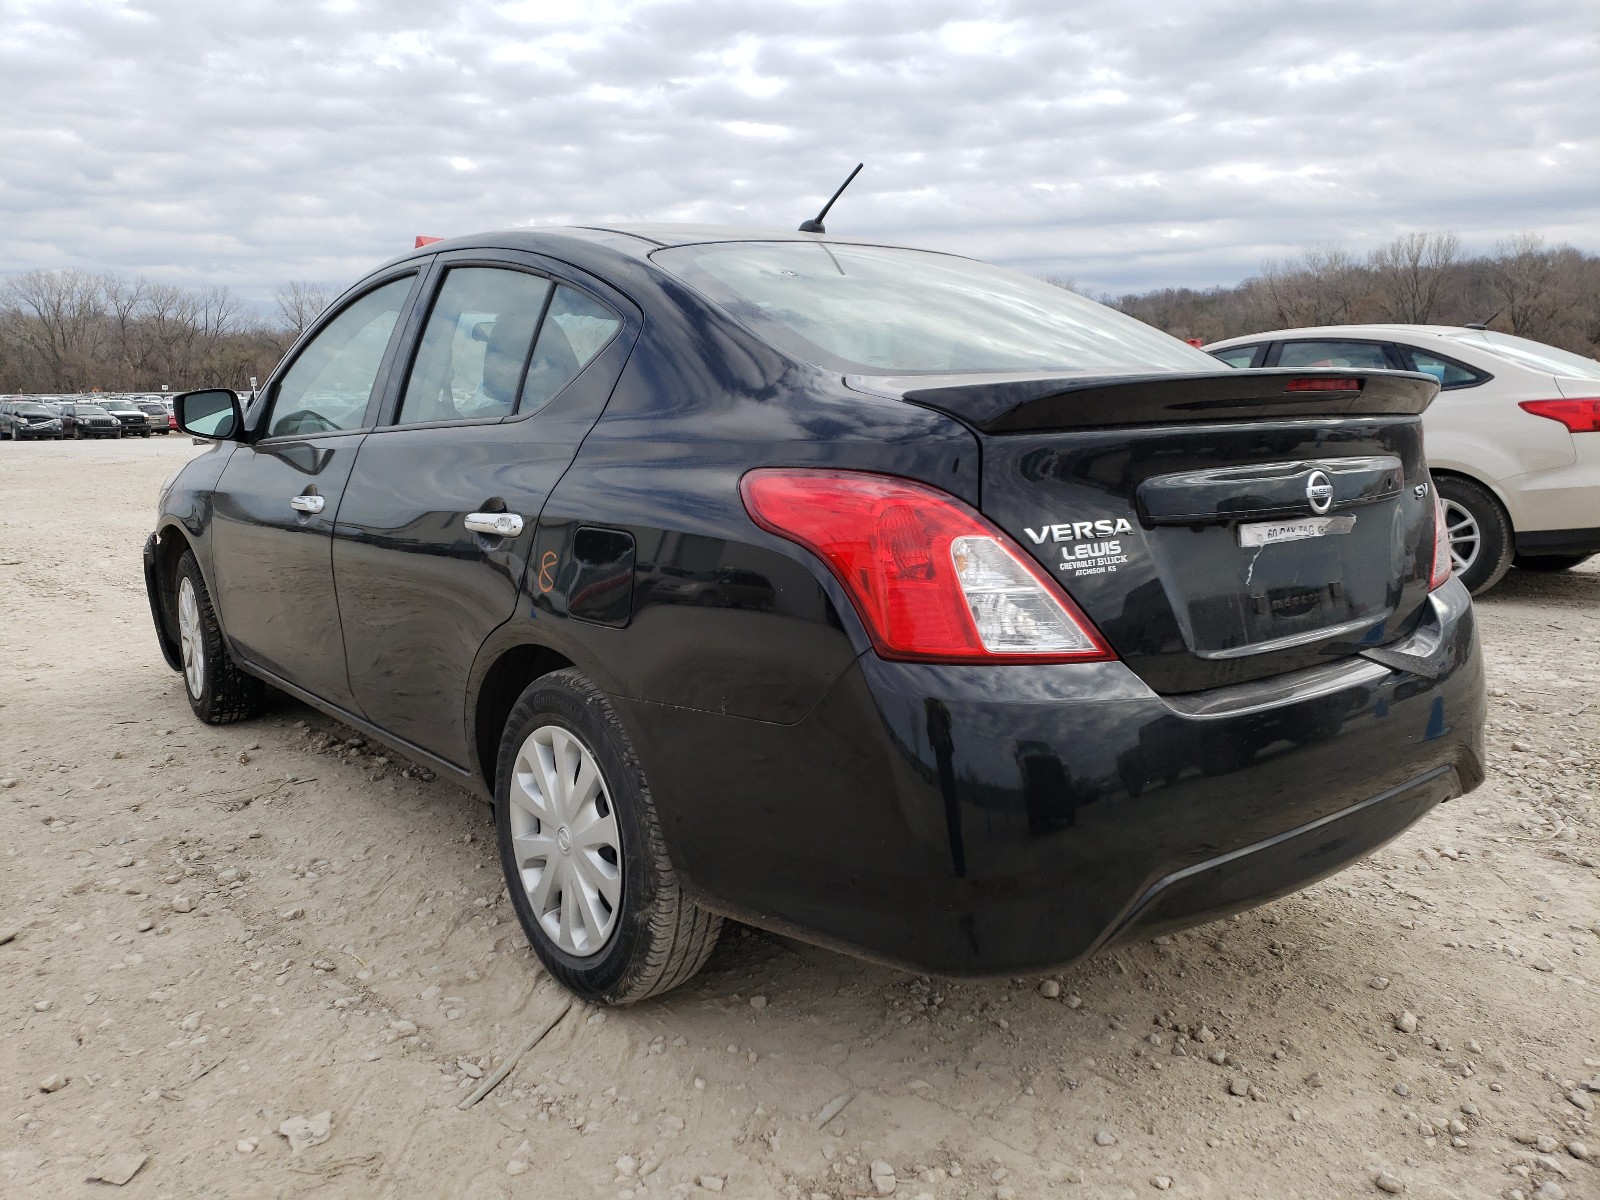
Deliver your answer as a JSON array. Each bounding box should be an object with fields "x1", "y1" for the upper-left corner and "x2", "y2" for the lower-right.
[{"x1": 1, "y1": 437, "x2": 1596, "y2": 1200}]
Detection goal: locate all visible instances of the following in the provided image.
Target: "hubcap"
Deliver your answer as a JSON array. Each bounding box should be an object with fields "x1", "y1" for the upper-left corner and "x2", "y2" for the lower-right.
[
  {"x1": 1442, "y1": 499, "x2": 1480, "y2": 575},
  {"x1": 177, "y1": 577, "x2": 204, "y2": 699},
  {"x1": 507, "y1": 725, "x2": 622, "y2": 958}
]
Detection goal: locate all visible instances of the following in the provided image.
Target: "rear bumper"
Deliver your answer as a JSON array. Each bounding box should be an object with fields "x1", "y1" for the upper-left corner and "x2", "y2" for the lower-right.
[
  {"x1": 1514, "y1": 526, "x2": 1600, "y2": 557},
  {"x1": 622, "y1": 578, "x2": 1484, "y2": 976}
]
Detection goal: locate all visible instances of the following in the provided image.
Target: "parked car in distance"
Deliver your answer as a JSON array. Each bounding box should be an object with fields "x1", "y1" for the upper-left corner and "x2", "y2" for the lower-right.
[
  {"x1": 59, "y1": 402, "x2": 123, "y2": 438},
  {"x1": 145, "y1": 226, "x2": 1485, "y2": 1005},
  {"x1": 1205, "y1": 325, "x2": 1600, "y2": 592},
  {"x1": 98, "y1": 397, "x2": 154, "y2": 437},
  {"x1": 0, "y1": 399, "x2": 65, "y2": 440},
  {"x1": 135, "y1": 401, "x2": 172, "y2": 434}
]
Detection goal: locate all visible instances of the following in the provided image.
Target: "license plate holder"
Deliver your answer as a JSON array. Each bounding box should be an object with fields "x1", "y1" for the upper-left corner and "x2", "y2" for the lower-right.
[{"x1": 1238, "y1": 514, "x2": 1356, "y2": 548}]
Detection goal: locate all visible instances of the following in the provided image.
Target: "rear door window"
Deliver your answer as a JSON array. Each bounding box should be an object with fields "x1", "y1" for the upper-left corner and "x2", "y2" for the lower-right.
[
  {"x1": 397, "y1": 267, "x2": 553, "y2": 425},
  {"x1": 518, "y1": 286, "x2": 623, "y2": 415},
  {"x1": 1276, "y1": 340, "x2": 1396, "y2": 370}
]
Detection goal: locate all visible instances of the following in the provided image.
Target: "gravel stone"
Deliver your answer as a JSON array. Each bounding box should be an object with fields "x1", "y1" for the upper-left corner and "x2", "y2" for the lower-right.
[
  {"x1": 1374, "y1": 1170, "x2": 1404, "y2": 1193},
  {"x1": 1039, "y1": 980, "x2": 1061, "y2": 998},
  {"x1": 1394, "y1": 1012, "x2": 1418, "y2": 1034},
  {"x1": 1229, "y1": 1078, "x2": 1249, "y2": 1097},
  {"x1": 1568, "y1": 1090, "x2": 1594, "y2": 1113},
  {"x1": 870, "y1": 1159, "x2": 896, "y2": 1195},
  {"x1": 1094, "y1": 1129, "x2": 1117, "y2": 1146},
  {"x1": 698, "y1": 1175, "x2": 725, "y2": 1192},
  {"x1": 171, "y1": 895, "x2": 195, "y2": 913},
  {"x1": 38, "y1": 1074, "x2": 68, "y2": 1093}
]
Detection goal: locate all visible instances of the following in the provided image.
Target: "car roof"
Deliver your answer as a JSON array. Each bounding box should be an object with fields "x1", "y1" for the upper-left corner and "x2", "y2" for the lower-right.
[
  {"x1": 1206, "y1": 324, "x2": 1482, "y2": 349},
  {"x1": 379, "y1": 223, "x2": 954, "y2": 273}
]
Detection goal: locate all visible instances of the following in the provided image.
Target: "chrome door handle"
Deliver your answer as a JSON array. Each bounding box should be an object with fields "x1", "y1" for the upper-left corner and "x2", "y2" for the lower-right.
[
  {"x1": 290, "y1": 494, "x2": 326, "y2": 515},
  {"x1": 464, "y1": 512, "x2": 524, "y2": 537}
]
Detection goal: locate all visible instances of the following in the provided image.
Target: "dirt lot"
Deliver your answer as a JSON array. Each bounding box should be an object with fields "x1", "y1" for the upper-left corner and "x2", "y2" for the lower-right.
[{"x1": 1, "y1": 437, "x2": 1596, "y2": 1200}]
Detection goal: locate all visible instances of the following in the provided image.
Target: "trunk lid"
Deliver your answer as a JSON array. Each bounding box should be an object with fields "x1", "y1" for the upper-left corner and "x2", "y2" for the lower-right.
[{"x1": 855, "y1": 368, "x2": 1441, "y2": 693}]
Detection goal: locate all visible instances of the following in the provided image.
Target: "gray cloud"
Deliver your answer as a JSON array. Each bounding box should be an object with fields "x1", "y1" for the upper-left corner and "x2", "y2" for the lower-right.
[{"x1": 2, "y1": 0, "x2": 1595, "y2": 303}]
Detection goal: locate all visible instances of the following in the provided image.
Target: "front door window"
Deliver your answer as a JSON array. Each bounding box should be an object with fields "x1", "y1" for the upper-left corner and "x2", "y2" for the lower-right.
[{"x1": 269, "y1": 277, "x2": 414, "y2": 437}]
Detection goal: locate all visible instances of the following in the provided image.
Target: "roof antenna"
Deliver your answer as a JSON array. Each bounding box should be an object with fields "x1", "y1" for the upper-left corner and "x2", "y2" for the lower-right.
[{"x1": 798, "y1": 163, "x2": 863, "y2": 234}]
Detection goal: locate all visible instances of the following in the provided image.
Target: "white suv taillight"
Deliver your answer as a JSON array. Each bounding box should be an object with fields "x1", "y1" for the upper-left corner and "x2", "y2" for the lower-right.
[{"x1": 740, "y1": 468, "x2": 1113, "y2": 663}]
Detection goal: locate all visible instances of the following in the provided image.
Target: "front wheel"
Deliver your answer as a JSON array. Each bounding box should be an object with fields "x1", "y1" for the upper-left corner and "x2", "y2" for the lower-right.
[
  {"x1": 1514, "y1": 553, "x2": 1593, "y2": 573},
  {"x1": 495, "y1": 669, "x2": 721, "y2": 1004},
  {"x1": 174, "y1": 551, "x2": 265, "y2": 724},
  {"x1": 1434, "y1": 476, "x2": 1513, "y2": 595}
]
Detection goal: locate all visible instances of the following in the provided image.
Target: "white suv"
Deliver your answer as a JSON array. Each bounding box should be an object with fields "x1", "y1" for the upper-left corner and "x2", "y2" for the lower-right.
[{"x1": 1205, "y1": 325, "x2": 1600, "y2": 593}]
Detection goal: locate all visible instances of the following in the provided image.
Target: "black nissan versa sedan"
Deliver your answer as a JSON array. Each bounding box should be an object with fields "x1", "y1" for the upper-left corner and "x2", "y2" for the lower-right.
[{"x1": 144, "y1": 226, "x2": 1485, "y2": 1004}]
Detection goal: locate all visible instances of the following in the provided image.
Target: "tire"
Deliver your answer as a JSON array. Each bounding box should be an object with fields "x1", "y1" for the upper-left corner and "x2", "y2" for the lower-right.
[
  {"x1": 495, "y1": 668, "x2": 721, "y2": 1004},
  {"x1": 1435, "y1": 475, "x2": 1513, "y2": 595},
  {"x1": 174, "y1": 551, "x2": 265, "y2": 724},
  {"x1": 140, "y1": 430, "x2": 151, "y2": 438},
  {"x1": 1514, "y1": 553, "x2": 1594, "y2": 573},
  {"x1": 73, "y1": 426, "x2": 82, "y2": 439}
]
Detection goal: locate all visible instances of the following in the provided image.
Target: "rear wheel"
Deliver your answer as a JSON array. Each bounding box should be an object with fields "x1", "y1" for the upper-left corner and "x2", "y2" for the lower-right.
[
  {"x1": 174, "y1": 551, "x2": 265, "y2": 724},
  {"x1": 1514, "y1": 553, "x2": 1593, "y2": 572},
  {"x1": 495, "y1": 669, "x2": 721, "y2": 1004},
  {"x1": 1434, "y1": 476, "x2": 1513, "y2": 595}
]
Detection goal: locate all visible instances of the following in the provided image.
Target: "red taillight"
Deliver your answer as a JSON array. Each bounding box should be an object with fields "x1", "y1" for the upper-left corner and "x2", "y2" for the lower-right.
[
  {"x1": 1518, "y1": 398, "x2": 1600, "y2": 433},
  {"x1": 1429, "y1": 493, "x2": 1452, "y2": 591},
  {"x1": 740, "y1": 469, "x2": 1114, "y2": 664},
  {"x1": 1285, "y1": 377, "x2": 1363, "y2": 393}
]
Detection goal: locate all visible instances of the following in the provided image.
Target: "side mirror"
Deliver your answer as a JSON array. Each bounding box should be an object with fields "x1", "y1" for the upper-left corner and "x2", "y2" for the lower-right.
[{"x1": 174, "y1": 389, "x2": 242, "y2": 440}]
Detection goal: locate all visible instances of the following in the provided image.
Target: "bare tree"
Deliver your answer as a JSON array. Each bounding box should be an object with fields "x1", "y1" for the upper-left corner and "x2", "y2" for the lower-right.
[
  {"x1": 274, "y1": 281, "x2": 331, "y2": 336},
  {"x1": 2, "y1": 269, "x2": 106, "y2": 390},
  {"x1": 1487, "y1": 234, "x2": 1580, "y2": 343},
  {"x1": 1367, "y1": 232, "x2": 1461, "y2": 324},
  {"x1": 101, "y1": 273, "x2": 151, "y2": 388}
]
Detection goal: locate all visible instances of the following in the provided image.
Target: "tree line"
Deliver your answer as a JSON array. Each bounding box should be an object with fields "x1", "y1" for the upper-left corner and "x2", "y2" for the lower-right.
[
  {"x1": 4, "y1": 232, "x2": 1597, "y2": 394},
  {"x1": 0, "y1": 271, "x2": 331, "y2": 395},
  {"x1": 1106, "y1": 233, "x2": 1600, "y2": 356}
]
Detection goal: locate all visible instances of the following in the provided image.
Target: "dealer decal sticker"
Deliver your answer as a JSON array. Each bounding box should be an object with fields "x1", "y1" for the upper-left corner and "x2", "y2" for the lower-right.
[{"x1": 1025, "y1": 518, "x2": 1137, "y2": 577}]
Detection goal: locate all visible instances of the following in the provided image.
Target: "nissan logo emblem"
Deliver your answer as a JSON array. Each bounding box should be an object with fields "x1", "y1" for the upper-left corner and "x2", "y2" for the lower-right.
[{"x1": 1306, "y1": 470, "x2": 1334, "y2": 515}]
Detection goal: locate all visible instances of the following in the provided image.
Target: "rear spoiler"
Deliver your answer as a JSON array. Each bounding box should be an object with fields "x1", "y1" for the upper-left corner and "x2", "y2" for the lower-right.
[{"x1": 849, "y1": 369, "x2": 1440, "y2": 434}]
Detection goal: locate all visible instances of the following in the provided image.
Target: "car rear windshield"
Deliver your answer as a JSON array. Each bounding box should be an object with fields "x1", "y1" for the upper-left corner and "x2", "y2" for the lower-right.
[
  {"x1": 651, "y1": 241, "x2": 1216, "y2": 376},
  {"x1": 1446, "y1": 331, "x2": 1600, "y2": 380}
]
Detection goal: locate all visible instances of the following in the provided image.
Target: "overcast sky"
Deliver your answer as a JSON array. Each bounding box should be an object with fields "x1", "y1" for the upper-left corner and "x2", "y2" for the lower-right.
[{"x1": 3, "y1": 0, "x2": 1597, "y2": 303}]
